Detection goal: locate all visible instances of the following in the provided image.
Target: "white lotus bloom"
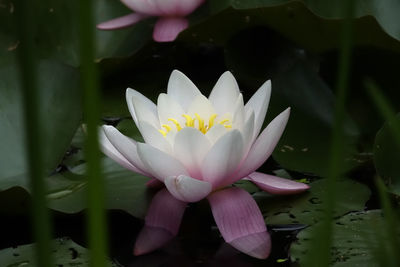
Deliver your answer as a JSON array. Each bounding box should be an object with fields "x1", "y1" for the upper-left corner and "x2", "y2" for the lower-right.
[{"x1": 100, "y1": 70, "x2": 305, "y2": 204}]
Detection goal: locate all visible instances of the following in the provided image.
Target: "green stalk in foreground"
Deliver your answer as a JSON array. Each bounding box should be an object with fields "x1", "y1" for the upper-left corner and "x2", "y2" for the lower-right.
[
  {"x1": 15, "y1": 0, "x2": 53, "y2": 266},
  {"x1": 303, "y1": 1, "x2": 354, "y2": 266},
  {"x1": 78, "y1": 1, "x2": 108, "y2": 266}
]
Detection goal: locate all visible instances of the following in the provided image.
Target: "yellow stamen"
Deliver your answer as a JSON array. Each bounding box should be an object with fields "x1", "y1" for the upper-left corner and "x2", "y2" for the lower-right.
[
  {"x1": 160, "y1": 113, "x2": 233, "y2": 136},
  {"x1": 182, "y1": 114, "x2": 194, "y2": 127},
  {"x1": 219, "y1": 119, "x2": 229, "y2": 125},
  {"x1": 208, "y1": 114, "x2": 217, "y2": 129},
  {"x1": 194, "y1": 113, "x2": 206, "y2": 134},
  {"x1": 162, "y1": 124, "x2": 172, "y2": 132},
  {"x1": 168, "y1": 118, "x2": 182, "y2": 131}
]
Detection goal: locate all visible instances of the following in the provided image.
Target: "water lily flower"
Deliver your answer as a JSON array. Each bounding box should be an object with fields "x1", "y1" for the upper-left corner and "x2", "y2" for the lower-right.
[
  {"x1": 97, "y1": 0, "x2": 205, "y2": 42},
  {"x1": 100, "y1": 70, "x2": 310, "y2": 259}
]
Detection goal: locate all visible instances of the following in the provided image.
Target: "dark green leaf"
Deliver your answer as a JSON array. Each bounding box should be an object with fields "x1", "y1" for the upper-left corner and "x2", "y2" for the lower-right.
[
  {"x1": 47, "y1": 158, "x2": 153, "y2": 218},
  {"x1": 0, "y1": 58, "x2": 81, "y2": 191},
  {"x1": 290, "y1": 210, "x2": 400, "y2": 266},
  {"x1": 255, "y1": 178, "x2": 370, "y2": 225},
  {"x1": 0, "y1": 237, "x2": 120, "y2": 266},
  {"x1": 373, "y1": 114, "x2": 400, "y2": 195}
]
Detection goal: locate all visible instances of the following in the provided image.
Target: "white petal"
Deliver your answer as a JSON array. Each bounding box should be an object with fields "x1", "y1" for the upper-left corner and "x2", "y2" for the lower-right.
[
  {"x1": 102, "y1": 125, "x2": 149, "y2": 175},
  {"x1": 242, "y1": 111, "x2": 255, "y2": 156},
  {"x1": 165, "y1": 175, "x2": 212, "y2": 202},
  {"x1": 187, "y1": 94, "x2": 216, "y2": 120},
  {"x1": 209, "y1": 71, "x2": 240, "y2": 115},
  {"x1": 157, "y1": 93, "x2": 186, "y2": 126},
  {"x1": 234, "y1": 108, "x2": 290, "y2": 180},
  {"x1": 245, "y1": 80, "x2": 271, "y2": 141},
  {"x1": 232, "y1": 93, "x2": 245, "y2": 130},
  {"x1": 138, "y1": 121, "x2": 172, "y2": 154},
  {"x1": 202, "y1": 130, "x2": 244, "y2": 188},
  {"x1": 99, "y1": 126, "x2": 144, "y2": 174},
  {"x1": 167, "y1": 70, "x2": 201, "y2": 111},
  {"x1": 137, "y1": 143, "x2": 189, "y2": 181},
  {"x1": 173, "y1": 127, "x2": 211, "y2": 179},
  {"x1": 126, "y1": 88, "x2": 158, "y2": 127},
  {"x1": 205, "y1": 124, "x2": 228, "y2": 144},
  {"x1": 131, "y1": 95, "x2": 160, "y2": 129}
]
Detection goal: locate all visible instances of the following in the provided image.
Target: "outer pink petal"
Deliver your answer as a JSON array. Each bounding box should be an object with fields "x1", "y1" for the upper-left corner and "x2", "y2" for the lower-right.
[
  {"x1": 233, "y1": 108, "x2": 290, "y2": 181},
  {"x1": 208, "y1": 187, "x2": 271, "y2": 259},
  {"x1": 121, "y1": 0, "x2": 160, "y2": 16},
  {"x1": 153, "y1": 17, "x2": 188, "y2": 42},
  {"x1": 134, "y1": 189, "x2": 186, "y2": 255},
  {"x1": 247, "y1": 172, "x2": 310, "y2": 195},
  {"x1": 146, "y1": 178, "x2": 164, "y2": 188},
  {"x1": 165, "y1": 175, "x2": 212, "y2": 202},
  {"x1": 97, "y1": 13, "x2": 149, "y2": 30}
]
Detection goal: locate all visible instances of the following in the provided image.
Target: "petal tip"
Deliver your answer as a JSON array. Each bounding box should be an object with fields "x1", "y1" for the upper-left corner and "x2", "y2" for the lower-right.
[
  {"x1": 228, "y1": 231, "x2": 271, "y2": 259},
  {"x1": 133, "y1": 226, "x2": 174, "y2": 256}
]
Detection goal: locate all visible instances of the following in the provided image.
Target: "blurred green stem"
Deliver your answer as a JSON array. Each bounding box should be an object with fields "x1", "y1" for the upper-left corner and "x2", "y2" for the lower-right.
[
  {"x1": 15, "y1": 0, "x2": 53, "y2": 266},
  {"x1": 78, "y1": 0, "x2": 108, "y2": 266},
  {"x1": 303, "y1": 1, "x2": 354, "y2": 266}
]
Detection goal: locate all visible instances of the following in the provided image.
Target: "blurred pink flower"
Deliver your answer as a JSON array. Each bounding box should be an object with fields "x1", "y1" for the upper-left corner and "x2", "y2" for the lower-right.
[
  {"x1": 97, "y1": 0, "x2": 205, "y2": 42},
  {"x1": 100, "y1": 70, "x2": 310, "y2": 258}
]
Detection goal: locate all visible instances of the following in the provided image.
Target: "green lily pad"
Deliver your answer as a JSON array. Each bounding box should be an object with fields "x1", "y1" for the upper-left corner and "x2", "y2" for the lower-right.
[
  {"x1": 0, "y1": 0, "x2": 153, "y2": 67},
  {"x1": 373, "y1": 114, "x2": 400, "y2": 195},
  {"x1": 290, "y1": 210, "x2": 400, "y2": 266},
  {"x1": 269, "y1": 60, "x2": 358, "y2": 176},
  {"x1": 0, "y1": 58, "x2": 81, "y2": 191},
  {"x1": 255, "y1": 178, "x2": 371, "y2": 225},
  {"x1": 47, "y1": 158, "x2": 153, "y2": 219},
  {"x1": 0, "y1": 237, "x2": 120, "y2": 266},
  {"x1": 183, "y1": 0, "x2": 400, "y2": 53}
]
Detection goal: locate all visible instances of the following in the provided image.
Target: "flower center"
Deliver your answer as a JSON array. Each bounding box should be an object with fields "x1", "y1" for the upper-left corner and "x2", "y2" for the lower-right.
[{"x1": 159, "y1": 113, "x2": 232, "y2": 136}]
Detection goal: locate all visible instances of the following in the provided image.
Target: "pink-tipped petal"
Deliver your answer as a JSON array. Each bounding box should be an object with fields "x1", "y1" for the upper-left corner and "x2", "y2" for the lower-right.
[
  {"x1": 137, "y1": 143, "x2": 189, "y2": 181},
  {"x1": 97, "y1": 13, "x2": 148, "y2": 30},
  {"x1": 165, "y1": 175, "x2": 212, "y2": 202},
  {"x1": 208, "y1": 187, "x2": 271, "y2": 259},
  {"x1": 146, "y1": 178, "x2": 164, "y2": 188},
  {"x1": 153, "y1": 17, "x2": 188, "y2": 42},
  {"x1": 234, "y1": 108, "x2": 291, "y2": 181},
  {"x1": 134, "y1": 189, "x2": 186, "y2": 255},
  {"x1": 247, "y1": 172, "x2": 310, "y2": 195},
  {"x1": 121, "y1": 0, "x2": 160, "y2": 16}
]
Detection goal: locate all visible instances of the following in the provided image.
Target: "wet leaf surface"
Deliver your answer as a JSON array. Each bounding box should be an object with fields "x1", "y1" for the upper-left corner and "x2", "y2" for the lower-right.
[
  {"x1": 290, "y1": 210, "x2": 400, "y2": 266},
  {"x1": 0, "y1": 237, "x2": 120, "y2": 266},
  {"x1": 373, "y1": 114, "x2": 400, "y2": 195},
  {"x1": 256, "y1": 178, "x2": 371, "y2": 225}
]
